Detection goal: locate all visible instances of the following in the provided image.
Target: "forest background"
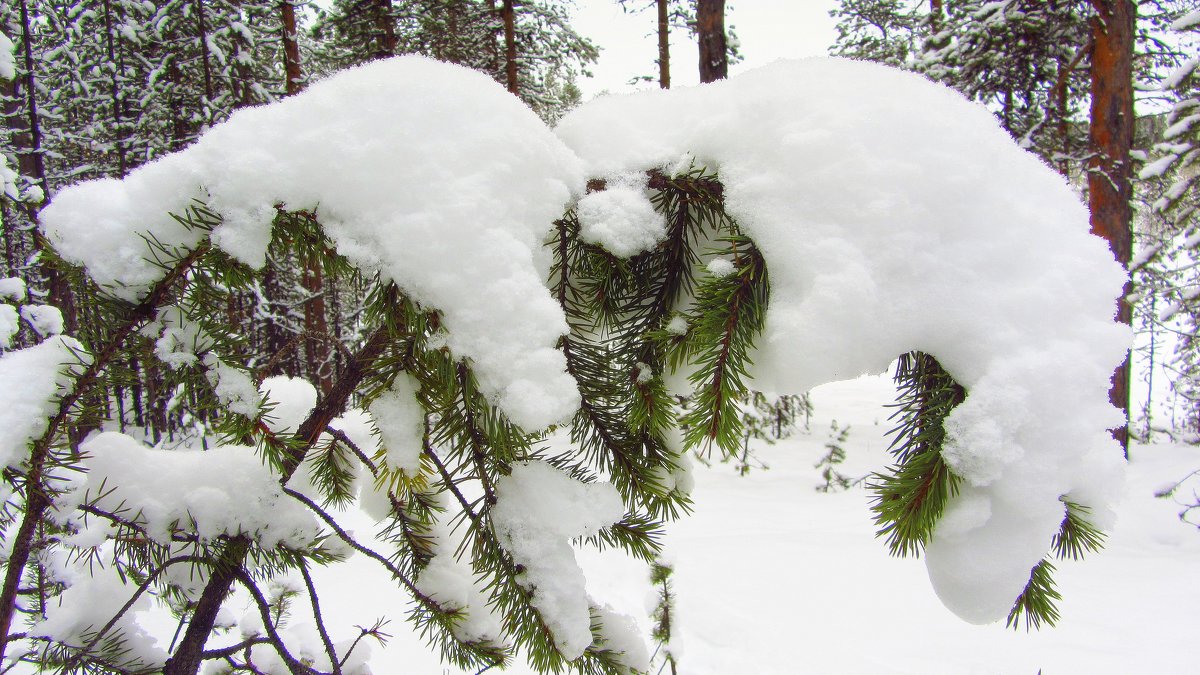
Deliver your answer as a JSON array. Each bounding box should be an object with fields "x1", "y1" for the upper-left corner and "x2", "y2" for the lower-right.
[{"x1": 1, "y1": 0, "x2": 1199, "y2": 674}]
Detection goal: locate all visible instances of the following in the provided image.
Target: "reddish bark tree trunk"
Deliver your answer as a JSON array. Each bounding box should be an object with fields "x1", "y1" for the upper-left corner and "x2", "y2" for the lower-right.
[
  {"x1": 1087, "y1": 0, "x2": 1134, "y2": 453},
  {"x1": 696, "y1": 0, "x2": 727, "y2": 83},
  {"x1": 502, "y1": 0, "x2": 518, "y2": 94},
  {"x1": 280, "y1": 0, "x2": 303, "y2": 94},
  {"x1": 374, "y1": 0, "x2": 398, "y2": 58},
  {"x1": 658, "y1": 0, "x2": 670, "y2": 89}
]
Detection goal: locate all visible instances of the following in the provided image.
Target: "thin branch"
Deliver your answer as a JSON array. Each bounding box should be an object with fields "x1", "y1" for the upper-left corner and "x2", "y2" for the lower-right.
[
  {"x1": 230, "y1": 569, "x2": 318, "y2": 675},
  {"x1": 298, "y1": 561, "x2": 341, "y2": 675}
]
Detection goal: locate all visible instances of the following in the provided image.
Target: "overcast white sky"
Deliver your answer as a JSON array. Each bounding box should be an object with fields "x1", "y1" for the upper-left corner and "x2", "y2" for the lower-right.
[{"x1": 571, "y1": 0, "x2": 840, "y2": 97}]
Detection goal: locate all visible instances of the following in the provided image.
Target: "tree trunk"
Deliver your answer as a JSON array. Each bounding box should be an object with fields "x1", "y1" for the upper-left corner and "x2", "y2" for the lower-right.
[
  {"x1": 501, "y1": 0, "x2": 518, "y2": 94},
  {"x1": 9, "y1": 0, "x2": 76, "y2": 334},
  {"x1": 281, "y1": 1, "x2": 304, "y2": 94},
  {"x1": 658, "y1": 0, "x2": 670, "y2": 89},
  {"x1": 194, "y1": 0, "x2": 215, "y2": 126},
  {"x1": 303, "y1": 255, "x2": 333, "y2": 394},
  {"x1": 100, "y1": 0, "x2": 129, "y2": 176},
  {"x1": 374, "y1": 0, "x2": 398, "y2": 59},
  {"x1": 696, "y1": 0, "x2": 727, "y2": 83},
  {"x1": 1087, "y1": 0, "x2": 1134, "y2": 454}
]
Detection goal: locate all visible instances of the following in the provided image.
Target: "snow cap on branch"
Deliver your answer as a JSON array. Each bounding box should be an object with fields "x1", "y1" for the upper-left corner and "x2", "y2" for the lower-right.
[
  {"x1": 40, "y1": 56, "x2": 585, "y2": 431},
  {"x1": 556, "y1": 57, "x2": 1129, "y2": 624}
]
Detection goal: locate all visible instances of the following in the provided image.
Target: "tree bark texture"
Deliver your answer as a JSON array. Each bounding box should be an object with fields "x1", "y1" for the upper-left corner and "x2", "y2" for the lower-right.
[
  {"x1": 696, "y1": 0, "x2": 727, "y2": 83},
  {"x1": 502, "y1": 0, "x2": 518, "y2": 94},
  {"x1": 373, "y1": 0, "x2": 398, "y2": 59},
  {"x1": 280, "y1": 0, "x2": 304, "y2": 95},
  {"x1": 658, "y1": 0, "x2": 670, "y2": 89},
  {"x1": 1087, "y1": 0, "x2": 1134, "y2": 453}
]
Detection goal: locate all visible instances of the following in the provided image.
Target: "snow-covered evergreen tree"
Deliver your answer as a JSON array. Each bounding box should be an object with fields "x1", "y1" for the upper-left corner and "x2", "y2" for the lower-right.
[{"x1": 0, "y1": 55, "x2": 1132, "y2": 673}]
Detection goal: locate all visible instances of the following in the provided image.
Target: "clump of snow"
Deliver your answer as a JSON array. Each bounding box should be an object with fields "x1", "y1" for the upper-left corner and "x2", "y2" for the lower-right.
[
  {"x1": 0, "y1": 304, "x2": 17, "y2": 348},
  {"x1": 368, "y1": 376, "x2": 424, "y2": 475},
  {"x1": 705, "y1": 257, "x2": 735, "y2": 278},
  {"x1": 203, "y1": 353, "x2": 261, "y2": 418},
  {"x1": 34, "y1": 556, "x2": 167, "y2": 668},
  {"x1": 72, "y1": 431, "x2": 322, "y2": 549},
  {"x1": 576, "y1": 174, "x2": 666, "y2": 257},
  {"x1": 416, "y1": 551, "x2": 505, "y2": 644},
  {"x1": 665, "y1": 314, "x2": 688, "y2": 336},
  {"x1": 556, "y1": 57, "x2": 1129, "y2": 624},
  {"x1": 20, "y1": 304, "x2": 63, "y2": 337},
  {"x1": 0, "y1": 277, "x2": 26, "y2": 301},
  {"x1": 40, "y1": 56, "x2": 584, "y2": 431},
  {"x1": 0, "y1": 31, "x2": 14, "y2": 81},
  {"x1": 594, "y1": 605, "x2": 650, "y2": 674},
  {"x1": 648, "y1": 427, "x2": 695, "y2": 497},
  {"x1": 491, "y1": 461, "x2": 625, "y2": 660},
  {"x1": 0, "y1": 155, "x2": 17, "y2": 201},
  {"x1": 260, "y1": 375, "x2": 317, "y2": 435},
  {"x1": 0, "y1": 335, "x2": 88, "y2": 468}
]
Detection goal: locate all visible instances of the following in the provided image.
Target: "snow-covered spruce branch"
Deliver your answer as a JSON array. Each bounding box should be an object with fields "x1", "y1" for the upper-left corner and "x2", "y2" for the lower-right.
[
  {"x1": 0, "y1": 229, "x2": 215, "y2": 664},
  {"x1": 52, "y1": 555, "x2": 208, "y2": 673},
  {"x1": 22, "y1": 56, "x2": 1133, "y2": 673},
  {"x1": 162, "y1": 325, "x2": 391, "y2": 675}
]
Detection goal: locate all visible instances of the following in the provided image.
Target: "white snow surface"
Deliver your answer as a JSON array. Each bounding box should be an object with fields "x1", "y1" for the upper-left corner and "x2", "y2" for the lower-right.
[
  {"x1": 368, "y1": 376, "x2": 424, "y2": 475},
  {"x1": 555, "y1": 57, "x2": 1130, "y2": 624},
  {"x1": 34, "y1": 555, "x2": 167, "y2": 668},
  {"x1": 0, "y1": 31, "x2": 13, "y2": 81},
  {"x1": 73, "y1": 431, "x2": 322, "y2": 549},
  {"x1": 0, "y1": 304, "x2": 16, "y2": 348},
  {"x1": 576, "y1": 175, "x2": 666, "y2": 257},
  {"x1": 490, "y1": 461, "x2": 625, "y2": 660},
  {"x1": 0, "y1": 335, "x2": 87, "y2": 469},
  {"x1": 0, "y1": 277, "x2": 26, "y2": 301},
  {"x1": 20, "y1": 304, "x2": 64, "y2": 337},
  {"x1": 260, "y1": 375, "x2": 317, "y2": 435},
  {"x1": 303, "y1": 377, "x2": 1200, "y2": 675},
  {"x1": 39, "y1": 56, "x2": 584, "y2": 431}
]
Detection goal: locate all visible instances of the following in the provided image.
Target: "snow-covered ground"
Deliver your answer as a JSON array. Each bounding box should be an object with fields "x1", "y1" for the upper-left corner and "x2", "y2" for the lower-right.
[{"x1": 302, "y1": 374, "x2": 1200, "y2": 674}]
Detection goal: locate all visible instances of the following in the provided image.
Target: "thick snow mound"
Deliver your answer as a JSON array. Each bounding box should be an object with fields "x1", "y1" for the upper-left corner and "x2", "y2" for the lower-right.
[
  {"x1": 491, "y1": 461, "x2": 625, "y2": 660},
  {"x1": 556, "y1": 57, "x2": 1130, "y2": 624},
  {"x1": 71, "y1": 431, "x2": 322, "y2": 549},
  {"x1": 0, "y1": 335, "x2": 88, "y2": 470},
  {"x1": 40, "y1": 56, "x2": 584, "y2": 431}
]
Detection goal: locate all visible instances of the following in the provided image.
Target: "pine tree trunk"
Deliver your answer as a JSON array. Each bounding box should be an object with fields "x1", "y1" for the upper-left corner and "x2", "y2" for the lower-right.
[
  {"x1": 373, "y1": 0, "x2": 398, "y2": 59},
  {"x1": 696, "y1": 0, "x2": 727, "y2": 83},
  {"x1": 278, "y1": 2, "x2": 331, "y2": 393},
  {"x1": 658, "y1": 0, "x2": 670, "y2": 89},
  {"x1": 1087, "y1": 0, "x2": 1134, "y2": 454},
  {"x1": 100, "y1": 0, "x2": 129, "y2": 176},
  {"x1": 502, "y1": 0, "x2": 518, "y2": 94},
  {"x1": 303, "y1": 254, "x2": 333, "y2": 393},
  {"x1": 8, "y1": 0, "x2": 76, "y2": 334},
  {"x1": 194, "y1": 0, "x2": 215, "y2": 125}
]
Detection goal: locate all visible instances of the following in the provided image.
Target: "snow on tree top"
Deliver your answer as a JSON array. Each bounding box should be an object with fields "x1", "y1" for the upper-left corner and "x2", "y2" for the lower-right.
[{"x1": 556, "y1": 56, "x2": 1129, "y2": 624}]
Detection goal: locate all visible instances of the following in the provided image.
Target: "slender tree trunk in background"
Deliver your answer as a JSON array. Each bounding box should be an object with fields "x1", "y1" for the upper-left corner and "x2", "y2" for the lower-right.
[
  {"x1": 194, "y1": 0, "x2": 215, "y2": 126},
  {"x1": 657, "y1": 0, "x2": 670, "y2": 89},
  {"x1": 487, "y1": 0, "x2": 501, "y2": 76},
  {"x1": 100, "y1": 0, "x2": 128, "y2": 176},
  {"x1": 696, "y1": 0, "x2": 727, "y2": 83},
  {"x1": 281, "y1": 0, "x2": 303, "y2": 93},
  {"x1": 373, "y1": 0, "x2": 398, "y2": 59},
  {"x1": 302, "y1": 258, "x2": 332, "y2": 393},
  {"x1": 12, "y1": 0, "x2": 76, "y2": 334},
  {"x1": 1087, "y1": 0, "x2": 1134, "y2": 455},
  {"x1": 502, "y1": 0, "x2": 518, "y2": 94},
  {"x1": 279, "y1": 1, "x2": 331, "y2": 393}
]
